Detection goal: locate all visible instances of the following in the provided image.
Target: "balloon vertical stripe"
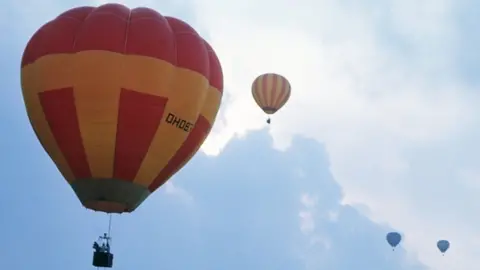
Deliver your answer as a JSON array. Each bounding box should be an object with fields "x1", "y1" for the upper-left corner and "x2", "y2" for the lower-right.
[
  {"x1": 263, "y1": 74, "x2": 277, "y2": 108},
  {"x1": 113, "y1": 89, "x2": 168, "y2": 181},
  {"x1": 149, "y1": 115, "x2": 211, "y2": 191},
  {"x1": 271, "y1": 77, "x2": 285, "y2": 108},
  {"x1": 39, "y1": 87, "x2": 91, "y2": 180},
  {"x1": 278, "y1": 85, "x2": 291, "y2": 109},
  {"x1": 252, "y1": 78, "x2": 267, "y2": 110}
]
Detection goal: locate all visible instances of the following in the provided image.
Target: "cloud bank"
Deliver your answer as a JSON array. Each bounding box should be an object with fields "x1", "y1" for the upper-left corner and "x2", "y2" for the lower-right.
[{"x1": 188, "y1": 0, "x2": 480, "y2": 269}]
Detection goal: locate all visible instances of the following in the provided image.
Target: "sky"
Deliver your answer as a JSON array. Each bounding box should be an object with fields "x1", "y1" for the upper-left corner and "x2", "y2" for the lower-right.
[{"x1": 1, "y1": 0, "x2": 479, "y2": 269}]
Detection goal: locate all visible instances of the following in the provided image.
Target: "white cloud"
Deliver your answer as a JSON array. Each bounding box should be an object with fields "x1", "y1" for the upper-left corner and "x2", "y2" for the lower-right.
[
  {"x1": 301, "y1": 193, "x2": 317, "y2": 209},
  {"x1": 327, "y1": 210, "x2": 338, "y2": 222},
  {"x1": 187, "y1": 0, "x2": 480, "y2": 269},
  {"x1": 299, "y1": 210, "x2": 315, "y2": 235},
  {"x1": 299, "y1": 193, "x2": 318, "y2": 235},
  {"x1": 163, "y1": 182, "x2": 194, "y2": 206}
]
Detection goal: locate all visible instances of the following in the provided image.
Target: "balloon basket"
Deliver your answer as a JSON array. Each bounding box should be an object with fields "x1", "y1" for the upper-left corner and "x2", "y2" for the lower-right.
[{"x1": 92, "y1": 251, "x2": 114, "y2": 268}]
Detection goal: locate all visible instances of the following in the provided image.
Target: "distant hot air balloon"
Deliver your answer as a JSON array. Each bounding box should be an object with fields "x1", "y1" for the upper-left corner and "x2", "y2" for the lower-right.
[
  {"x1": 21, "y1": 3, "x2": 223, "y2": 268},
  {"x1": 251, "y1": 73, "x2": 291, "y2": 124},
  {"x1": 437, "y1": 240, "x2": 450, "y2": 255},
  {"x1": 386, "y1": 232, "x2": 402, "y2": 250}
]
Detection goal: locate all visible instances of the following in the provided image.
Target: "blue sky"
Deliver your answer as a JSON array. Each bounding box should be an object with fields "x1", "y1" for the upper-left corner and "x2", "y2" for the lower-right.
[{"x1": 1, "y1": 0, "x2": 480, "y2": 269}]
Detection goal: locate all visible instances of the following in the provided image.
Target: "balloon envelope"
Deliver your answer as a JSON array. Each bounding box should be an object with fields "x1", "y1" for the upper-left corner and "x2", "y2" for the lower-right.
[
  {"x1": 21, "y1": 4, "x2": 223, "y2": 214},
  {"x1": 437, "y1": 240, "x2": 450, "y2": 253},
  {"x1": 386, "y1": 232, "x2": 402, "y2": 248},
  {"x1": 251, "y1": 73, "x2": 291, "y2": 115}
]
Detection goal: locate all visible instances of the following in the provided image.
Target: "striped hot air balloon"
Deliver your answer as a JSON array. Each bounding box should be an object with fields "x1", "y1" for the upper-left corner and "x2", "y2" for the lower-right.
[
  {"x1": 251, "y1": 73, "x2": 291, "y2": 124},
  {"x1": 20, "y1": 4, "x2": 224, "y2": 214}
]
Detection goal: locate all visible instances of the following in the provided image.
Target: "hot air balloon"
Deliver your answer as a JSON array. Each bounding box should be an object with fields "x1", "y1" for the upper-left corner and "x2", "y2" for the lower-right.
[
  {"x1": 437, "y1": 240, "x2": 450, "y2": 255},
  {"x1": 386, "y1": 232, "x2": 402, "y2": 250},
  {"x1": 251, "y1": 73, "x2": 291, "y2": 124},
  {"x1": 20, "y1": 3, "x2": 223, "y2": 268}
]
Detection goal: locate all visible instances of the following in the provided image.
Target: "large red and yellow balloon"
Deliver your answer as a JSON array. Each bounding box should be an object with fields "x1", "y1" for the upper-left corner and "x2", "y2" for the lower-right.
[
  {"x1": 20, "y1": 4, "x2": 223, "y2": 214},
  {"x1": 252, "y1": 73, "x2": 291, "y2": 124}
]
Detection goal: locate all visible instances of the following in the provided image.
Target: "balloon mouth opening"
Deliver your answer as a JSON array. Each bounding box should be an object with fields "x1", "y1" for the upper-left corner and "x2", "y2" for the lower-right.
[
  {"x1": 71, "y1": 178, "x2": 151, "y2": 214},
  {"x1": 262, "y1": 107, "x2": 277, "y2": 114},
  {"x1": 84, "y1": 201, "x2": 130, "y2": 214}
]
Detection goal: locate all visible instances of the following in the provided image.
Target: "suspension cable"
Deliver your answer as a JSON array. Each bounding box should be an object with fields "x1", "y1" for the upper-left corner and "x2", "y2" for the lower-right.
[{"x1": 107, "y1": 214, "x2": 112, "y2": 238}]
